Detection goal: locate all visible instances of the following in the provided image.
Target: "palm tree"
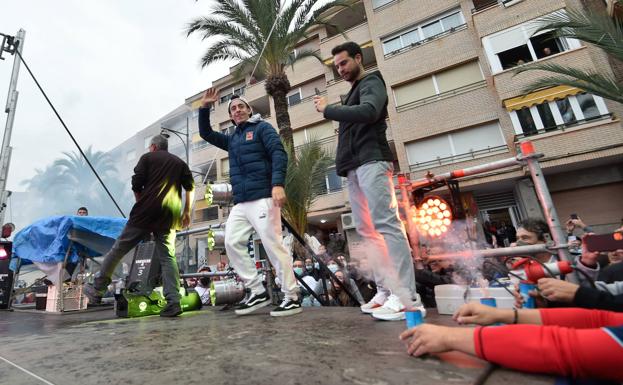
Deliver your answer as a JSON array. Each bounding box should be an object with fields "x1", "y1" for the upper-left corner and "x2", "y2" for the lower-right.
[
  {"x1": 282, "y1": 138, "x2": 334, "y2": 238},
  {"x1": 186, "y1": 0, "x2": 348, "y2": 149},
  {"x1": 515, "y1": 6, "x2": 623, "y2": 104},
  {"x1": 22, "y1": 147, "x2": 127, "y2": 217}
]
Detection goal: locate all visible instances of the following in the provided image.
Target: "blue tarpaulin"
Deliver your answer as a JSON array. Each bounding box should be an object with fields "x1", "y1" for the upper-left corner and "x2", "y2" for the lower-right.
[{"x1": 11, "y1": 216, "x2": 127, "y2": 267}]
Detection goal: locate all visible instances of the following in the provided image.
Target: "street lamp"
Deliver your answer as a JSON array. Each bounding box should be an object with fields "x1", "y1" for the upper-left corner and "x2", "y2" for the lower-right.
[{"x1": 160, "y1": 123, "x2": 189, "y2": 166}]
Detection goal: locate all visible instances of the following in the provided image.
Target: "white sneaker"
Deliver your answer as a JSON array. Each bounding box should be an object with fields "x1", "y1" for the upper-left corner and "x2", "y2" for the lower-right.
[
  {"x1": 371, "y1": 294, "x2": 427, "y2": 321},
  {"x1": 360, "y1": 291, "x2": 388, "y2": 314}
]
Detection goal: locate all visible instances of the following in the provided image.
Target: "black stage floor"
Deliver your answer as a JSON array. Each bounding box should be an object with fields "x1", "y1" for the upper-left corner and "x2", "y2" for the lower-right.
[{"x1": 0, "y1": 306, "x2": 554, "y2": 385}]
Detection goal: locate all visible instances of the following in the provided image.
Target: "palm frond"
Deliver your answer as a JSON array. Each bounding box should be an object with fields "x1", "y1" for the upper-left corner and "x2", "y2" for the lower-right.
[
  {"x1": 282, "y1": 138, "x2": 334, "y2": 235},
  {"x1": 286, "y1": 48, "x2": 322, "y2": 69},
  {"x1": 515, "y1": 62, "x2": 623, "y2": 104}
]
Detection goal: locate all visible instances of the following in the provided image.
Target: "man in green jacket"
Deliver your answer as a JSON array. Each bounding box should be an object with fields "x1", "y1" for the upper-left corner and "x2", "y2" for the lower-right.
[{"x1": 313, "y1": 41, "x2": 424, "y2": 321}]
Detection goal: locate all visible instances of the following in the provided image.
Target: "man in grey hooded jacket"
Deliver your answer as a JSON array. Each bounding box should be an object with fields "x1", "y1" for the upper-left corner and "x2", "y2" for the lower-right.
[{"x1": 314, "y1": 41, "x2": 424, "y2": 321}]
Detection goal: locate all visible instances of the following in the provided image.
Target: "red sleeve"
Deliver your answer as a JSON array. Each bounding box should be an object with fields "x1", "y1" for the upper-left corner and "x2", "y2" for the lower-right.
[
  {"x1": 539, "y1": 308, "x2": 623, "y2": 328},
  {"x1": 474, "y1": 325, "x2": 623, "y2": 381}
]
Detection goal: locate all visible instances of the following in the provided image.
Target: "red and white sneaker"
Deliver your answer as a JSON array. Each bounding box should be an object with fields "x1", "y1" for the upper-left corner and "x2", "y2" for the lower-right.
[{"x1": 360, "y1": 291, "x2": 388, "y2": 314}]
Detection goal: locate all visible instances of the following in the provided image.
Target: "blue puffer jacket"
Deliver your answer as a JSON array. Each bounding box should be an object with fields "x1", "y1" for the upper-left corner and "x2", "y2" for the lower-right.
[{"x1": 198, "y1": 108, "x2": 287, "y2": 204}]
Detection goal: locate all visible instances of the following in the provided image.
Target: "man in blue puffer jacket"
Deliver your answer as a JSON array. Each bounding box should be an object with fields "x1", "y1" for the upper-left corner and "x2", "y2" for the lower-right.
[{"x1": 198, "y1": 88, "x2": 301, "y2": 317}]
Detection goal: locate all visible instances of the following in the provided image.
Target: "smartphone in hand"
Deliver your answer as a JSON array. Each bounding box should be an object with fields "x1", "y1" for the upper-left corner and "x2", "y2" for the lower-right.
[{"x1": 584, "y1": 233, "x2": 623, "y2": 252}]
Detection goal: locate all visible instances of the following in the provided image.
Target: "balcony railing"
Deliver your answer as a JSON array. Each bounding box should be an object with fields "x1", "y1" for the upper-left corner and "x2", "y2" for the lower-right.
[
  {"x1": 396, "y1": 80, "x2": 487, "y2": 112},
  {"x1": 321, "y1": 21, "x2": 368, "y2": 43},
  {"x1": 514, "y1": 113, "x2": 614, "y2": 140},
  {"x1": 472, "y1": 0, "x2": 523, "y2": 13},
  {"x1": 409, "y1": 144, "x2": 508, "y2": 171},
  {"x1": 383, "y1": 24, "x2": 468, "y2": 59}
]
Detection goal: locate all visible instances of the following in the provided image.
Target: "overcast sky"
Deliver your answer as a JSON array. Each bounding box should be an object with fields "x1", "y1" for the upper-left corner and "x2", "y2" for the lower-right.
[{"x1": 0, "y1": 0, "x2": 232, "y2": 191}]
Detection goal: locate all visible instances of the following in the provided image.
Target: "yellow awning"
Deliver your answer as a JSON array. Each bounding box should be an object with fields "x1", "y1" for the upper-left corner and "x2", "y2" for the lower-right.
[
  {"x1": 503, "y1": 86, "x2": 584, "y2": 111},
  {"x1": 192, "y1": 132, "x2": 203, "y2": 143}
]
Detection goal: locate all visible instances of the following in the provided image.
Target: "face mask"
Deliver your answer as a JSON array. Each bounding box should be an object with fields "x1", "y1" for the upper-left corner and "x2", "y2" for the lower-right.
[
  {"x1": 328, "y1": 264, "x2": 338, "y2": 273},
  {"x1": 305, "y1": 264, "x2": 313, "y2": 271},
  {"x1": 314, "y1": 262, "x2": 320, "y2": 269},
  {"x1": 293, "y1": 267, "x2": 304, "y2": 276}
]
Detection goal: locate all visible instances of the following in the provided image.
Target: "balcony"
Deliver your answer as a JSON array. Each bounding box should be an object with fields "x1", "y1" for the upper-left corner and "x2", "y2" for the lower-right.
[
  {"x1": 320, "y1": 22, "x2": 371, "y2": 60},
  {"x1": 408, "y1": 145, "x2": 508, "y2": 172},
  {"x1": 516, "y1": 118, "x2": 623, "y2": 168},
  {"x1": 472, "y1": 0, "x2": 565, "y2": 37},
  {"x1": 289, "y1": 92, "x2": 328, "y2": 129},
  {"x1": 493, "y1": 47, "x2": 593, "y2": 101},
  {"x1": 245, "y1": 79, "x2": 267, "y2": 103},
  {"x1": 285, "y1": 52, "x2": 326, "y2": 88}
]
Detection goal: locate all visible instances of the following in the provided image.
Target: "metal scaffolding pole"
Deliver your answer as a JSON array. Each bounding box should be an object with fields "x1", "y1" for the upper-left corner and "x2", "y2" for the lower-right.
[
  {"x1": 0, "y1": 29, "x2": 25, "y2": 225},
  {"x1": 406, "y1": 140, "x2": 579, "y2": 283},
  {"x1": 519, "y1": 141, "x2": 577, "y2": 283}
]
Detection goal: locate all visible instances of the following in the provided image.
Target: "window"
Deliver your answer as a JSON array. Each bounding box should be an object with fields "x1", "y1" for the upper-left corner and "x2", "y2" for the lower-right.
[
  {"x1": 192, "y1": 141, "x2": 211, "y2": 151},
  {"x1": 576, "y1": 93, "x2": 600, "y2": 120},
  {"x1": 196, "y1": 161, "x2": 217, "y2": 182},
  {"x1": 536, "y1": 103, "x2": 556, "y2": 130},
  {"x1": 556, "y1": 99, "x2": 576, "y2": 124},
  {"x1": 221, "y1": 158, "x2": 229, "y2": 177},
  {"x1": 287, "y1": 90, "x2": 302, "y2": 106},
  {"x1": 422, "y1": 21, "x2": 443, "y2": 39},
  {"x1": 221, "y1": 125, "x2": 235, "y2": 135},
  {"x1": 195, "y1": 207, "x2": 219, "y2": 222},
  {"x1": 405, "y1": 122, "x2": 506, "y2": 169},
  {"x1": 482, "y1": 12, "x2": 581, "y2": 73},
  {"x1": 372, "y1": 0, "x2": 394, "y2": 9},
  {"x1": 382, "y1": 9, "x2": 465, "y2": 55},
  {"x1": 293, "y1": 121, "x2": 335, "y2": 147},
  {"x1": 312, "y1": 166, "x2": 344, "y2": 195},
  {"x1": 497, "y1": 45, "x2": 533, "y2": 69},
  {"x1": 473, "y1": 0, "x2": 525, "y2": 12},
  {"x1": 220, "y1": 93, "x2": 233, "y2": 104},
  {"x1": 440, "y1": 13, "x2": 463, "y2": 30},
  {"x1": 509, "y1": 93, "x2": 609, "y2": 136},
  {"x1": 234, "y1": 85, "x2": 246, "y2": 96},
  {"x1": 516, "y1": 107, "x2": 537, "y2": 135},
  {"x1": 393, "y1": 61, "x2": 484, "y2": 107},
  {"x1": 326, "y1": 168, "x2": 344, "y2": 193}
]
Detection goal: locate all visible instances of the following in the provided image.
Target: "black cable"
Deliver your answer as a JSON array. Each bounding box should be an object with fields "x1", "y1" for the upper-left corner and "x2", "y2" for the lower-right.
[
  {"x1": 572, "y1": 265, "x2": 597, "y2": 289},
  {"x1": 482, "y1": 259, "x2": 524, "y2": 281},
  {"x1": 14, "y1": 49, "x2": 126, "y2": 218},
  {"x1": 489, "y1": 276, "x2": 516, "y2": 297}
]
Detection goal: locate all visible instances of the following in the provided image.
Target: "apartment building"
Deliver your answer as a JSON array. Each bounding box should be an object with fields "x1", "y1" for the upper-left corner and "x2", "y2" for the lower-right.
[{"x1": 163, "y1": 0, "x2": 623, "y2": 266}]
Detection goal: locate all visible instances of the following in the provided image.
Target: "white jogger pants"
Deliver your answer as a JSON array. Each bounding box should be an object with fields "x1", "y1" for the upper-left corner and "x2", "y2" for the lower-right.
[{"x1": 224, "y1": 197, "x2": 298, "y2": 299}]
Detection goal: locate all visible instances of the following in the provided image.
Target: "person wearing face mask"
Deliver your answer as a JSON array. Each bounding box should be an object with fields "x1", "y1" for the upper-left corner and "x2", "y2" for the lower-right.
[
  {"x1": 303, "y1": 258, "x2": 320, "y2": 279},
  {"x1": 194, "y1": 265, "x2": 212, "y2": 305},
  {"x1": 294, "y1": 259, "x2": 321, "y2": 307}
]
